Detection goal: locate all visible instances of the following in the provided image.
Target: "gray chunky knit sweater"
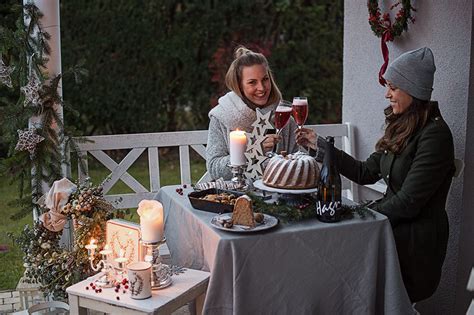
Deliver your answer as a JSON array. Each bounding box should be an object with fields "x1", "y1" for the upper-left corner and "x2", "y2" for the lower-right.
[{"x1": 206, "y1": 91, "x2": 298, "y2": 180}]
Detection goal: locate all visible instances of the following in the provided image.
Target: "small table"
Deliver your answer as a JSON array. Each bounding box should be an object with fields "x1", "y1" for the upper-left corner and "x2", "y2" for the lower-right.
[
  {"x1": 157, "y1": 185, "x2": 415, "y2": 315},
  {"x1": 67, "y1": 269, "x2": 209, "y2": 315}
]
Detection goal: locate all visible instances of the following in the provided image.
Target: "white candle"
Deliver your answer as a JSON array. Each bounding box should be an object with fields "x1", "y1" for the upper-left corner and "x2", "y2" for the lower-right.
[
  {"x1": 137, "y1": 200, "x2": 164, "y2": 243},
  {"x1": 114, "y1": 249, "x2": 128, "y2": 268},
  {"x1": 99, "y1": 244, "x2": 112, "y2": 257},
  {"x1": 229, "y1": 130, "x2": 247, "y2": 166},
  {"x1": 85, "y1": 239, "x2": 97, "y2": 257}
]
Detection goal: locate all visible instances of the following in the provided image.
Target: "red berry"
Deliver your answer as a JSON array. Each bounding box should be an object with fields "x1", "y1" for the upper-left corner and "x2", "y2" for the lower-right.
[
  {"x1": 122, "y1": 278, "x2": 127, "y2": 285},
  {"x1": 85, "y1": 287, "x2": 89, "y2": 290},
  {"x1": 183, "y1": 184, "x2": 187, "y2": 188},
  {"x1": 90, "y1": 282, "x2": 94, "y2": 286},
  {"x1": 115, "y1": 288, "x2": 119, "y2": 293},
  {"x1": 124, "y1": 285, "x2": 129, "y2": 289},
  {"x1": 116, "y1": 296, "x2": 120, "y2": 300},
  {"x1": 98, "y1": 288, "x2": 102, "y2": 293},
  {"x1": 123, "y1": 290, "x2": 126, "y2": 294}
]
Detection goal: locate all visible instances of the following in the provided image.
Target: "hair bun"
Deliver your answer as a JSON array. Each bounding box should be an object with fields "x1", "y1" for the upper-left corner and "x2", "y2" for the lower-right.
[{"x1": 234, "y1": 46, "x2": 251, "y2": 59}]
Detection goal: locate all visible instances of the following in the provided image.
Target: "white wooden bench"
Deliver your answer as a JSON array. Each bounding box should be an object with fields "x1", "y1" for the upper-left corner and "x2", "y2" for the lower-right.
[
  {"x1": 73, "y1": 130, "x2": 210, "y2": 209},
  {"x1": 72, "y1": 123, "x2": 359, "y2": 209}
]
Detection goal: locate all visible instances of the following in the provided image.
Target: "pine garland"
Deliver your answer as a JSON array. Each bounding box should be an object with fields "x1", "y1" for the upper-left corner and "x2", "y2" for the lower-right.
[
  {"x1": 0, "y1": 4, "x2": 86, "y2": 220},
  {"x1": 248, "y1": 193, "x2": 376, "y2": 222}
]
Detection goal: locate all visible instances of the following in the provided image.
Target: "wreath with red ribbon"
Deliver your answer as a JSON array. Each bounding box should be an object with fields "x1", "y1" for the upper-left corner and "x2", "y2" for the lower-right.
[{"x1": 368, "y1": 0, "x2": 415, "y2": 86}]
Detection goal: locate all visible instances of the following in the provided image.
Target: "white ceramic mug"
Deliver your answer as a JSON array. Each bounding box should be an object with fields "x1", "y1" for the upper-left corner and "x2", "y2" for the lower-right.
[{"x1": 127, "y1": 261, "x2": 152, "y2": 299}]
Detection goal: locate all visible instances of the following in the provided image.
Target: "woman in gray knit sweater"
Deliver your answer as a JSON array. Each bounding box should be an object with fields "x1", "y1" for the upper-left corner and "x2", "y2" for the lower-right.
[{"x1": 206, "y1": 46, "x2": 298, "y2": 180}]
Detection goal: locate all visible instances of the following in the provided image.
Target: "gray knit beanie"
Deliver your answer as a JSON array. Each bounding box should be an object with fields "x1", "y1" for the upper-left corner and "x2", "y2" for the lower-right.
[{"x1": 384, "y1": 47, "x2": 436, "y2": 101}]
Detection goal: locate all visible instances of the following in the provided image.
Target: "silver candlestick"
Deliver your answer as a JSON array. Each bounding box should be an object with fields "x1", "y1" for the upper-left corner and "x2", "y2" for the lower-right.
[
  {"x1": 228, "y1": 163, "x2": 247, "y2": 189},
  {"x1": 140, "y1": 238, "x2": 172, "y2": 290},
  {"x1": 86, "y1": 247, "x2": 116, "y2": 288}
]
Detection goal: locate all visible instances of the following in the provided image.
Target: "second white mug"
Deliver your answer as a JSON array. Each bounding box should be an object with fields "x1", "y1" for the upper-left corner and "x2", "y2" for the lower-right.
[{"x1": 127, "y1": 261, "x2": 152, "y2": 299}]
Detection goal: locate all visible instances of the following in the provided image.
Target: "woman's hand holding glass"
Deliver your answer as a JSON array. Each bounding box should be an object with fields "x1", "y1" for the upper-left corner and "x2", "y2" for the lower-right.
[
  {"x1": 295, "y1": 127, "x2": 317, "y2": 150},
  {"x1": 263, "y1": 134, "x2": 282, "y2": 154}
]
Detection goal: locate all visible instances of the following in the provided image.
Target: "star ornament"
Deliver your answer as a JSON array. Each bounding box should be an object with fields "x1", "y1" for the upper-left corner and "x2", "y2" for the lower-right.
[
  {"x1": 20, "y1": 72, "x2": 42, "y2": 107},
  {"x1": 244, "y1": 153, "x2": 268, "y2": 180},
  {"x1": 251, "y1": 108, "x2": 273, "y2": 135},
  {"x1": 244, "y1": 108, "x2": 275, "y2": 180},
  {"x1": 0, "y1": 59, "x2": 15, "y2": 88},
  {"x1": 15, "y1": 128, "x2": 45, "y2": 155},
  {"x1": 246, "y1": 134, "x2": 264, "y2": 156}
]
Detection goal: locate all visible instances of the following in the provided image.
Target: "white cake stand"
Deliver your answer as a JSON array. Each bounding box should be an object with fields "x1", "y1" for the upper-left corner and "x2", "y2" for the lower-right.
[
  {"x1": 253, "y1": 179, "x2": 317, "y2": 194},
  {"x1": 253, "y1": 180, "x2": 317, "y2": 207}
]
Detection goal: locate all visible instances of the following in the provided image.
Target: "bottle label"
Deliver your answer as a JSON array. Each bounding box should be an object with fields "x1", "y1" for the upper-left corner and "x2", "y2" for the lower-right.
[{"x1": 316, "y1": 201, "x2": 341, "y2": 216}]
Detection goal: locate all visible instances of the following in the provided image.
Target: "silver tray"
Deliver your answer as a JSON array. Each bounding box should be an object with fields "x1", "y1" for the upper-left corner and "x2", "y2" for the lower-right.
[
  {"x1": 210, "y1": 213, "x2": 279, "y2": 233},
  {"x1": 253, "y1": 179, "x2": 317, "y2": 194}
]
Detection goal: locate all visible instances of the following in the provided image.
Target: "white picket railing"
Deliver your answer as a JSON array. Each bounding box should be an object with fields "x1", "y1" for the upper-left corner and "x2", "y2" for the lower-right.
[{"x1": 72, "y1": 123, "x2": 358, "y2": 209}]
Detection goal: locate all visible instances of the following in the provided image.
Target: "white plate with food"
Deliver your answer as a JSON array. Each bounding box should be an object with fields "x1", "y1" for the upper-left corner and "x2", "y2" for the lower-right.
[
  {"x1": 253, "y1": 179, "x2": 317, "y2": 194},
  {"x1": 210, "y1": 213, "x2": 279, "y2": 233}
]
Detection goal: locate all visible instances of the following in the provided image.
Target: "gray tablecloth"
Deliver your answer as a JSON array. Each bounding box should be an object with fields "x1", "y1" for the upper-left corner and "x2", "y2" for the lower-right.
[{"x1": 156, "y1": 185, "x2": 414, "y2": 315}]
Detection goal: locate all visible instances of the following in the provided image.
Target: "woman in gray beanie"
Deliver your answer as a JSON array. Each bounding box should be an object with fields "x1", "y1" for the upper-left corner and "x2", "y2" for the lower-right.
[
  {"x1": 206, "y1": 46, "x2": 298, "y2": 180},
  {"x1": 297, "y1": 47, "x2": 455, "y2": 303}
]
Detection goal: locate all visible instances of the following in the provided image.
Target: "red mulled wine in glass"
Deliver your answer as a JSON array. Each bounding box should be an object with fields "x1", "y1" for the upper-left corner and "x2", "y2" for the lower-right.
[
  {"x1": 274, "y1": 100, "x2": 292, "y2": 133},
  {"x1": 293, "y1": 96, "x2": 308, "y2": 152},
  {"x1": 292, "y1": 96, "x2": 308, "y2": 128}
]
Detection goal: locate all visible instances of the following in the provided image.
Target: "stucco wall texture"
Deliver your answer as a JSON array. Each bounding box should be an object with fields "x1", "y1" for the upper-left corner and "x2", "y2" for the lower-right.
[{"x1": 343, "y1": 1, "x2": 472, "y2": 314}]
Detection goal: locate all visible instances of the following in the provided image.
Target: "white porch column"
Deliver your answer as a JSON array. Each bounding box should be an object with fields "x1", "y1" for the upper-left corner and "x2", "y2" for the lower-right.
[{"x1": 24, "y1": 0, "x2": 72, "y2": 249}]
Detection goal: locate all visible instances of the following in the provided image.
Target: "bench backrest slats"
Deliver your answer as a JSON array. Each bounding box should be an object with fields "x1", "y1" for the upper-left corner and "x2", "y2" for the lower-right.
[{"x1": 72, "y1": 123, "x2": 357, "y2": 209}]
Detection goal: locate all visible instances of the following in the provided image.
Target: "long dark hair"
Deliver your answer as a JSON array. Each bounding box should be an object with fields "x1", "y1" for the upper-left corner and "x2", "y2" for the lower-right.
[{"x1": 376, "y1": 99, "x2": 434, "y2": 154}]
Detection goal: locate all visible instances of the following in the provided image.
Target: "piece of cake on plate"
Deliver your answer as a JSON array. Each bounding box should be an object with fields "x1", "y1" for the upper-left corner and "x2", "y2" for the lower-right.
[{"x1": 232, "y1": 195, "x2": 255, "y2": 228}]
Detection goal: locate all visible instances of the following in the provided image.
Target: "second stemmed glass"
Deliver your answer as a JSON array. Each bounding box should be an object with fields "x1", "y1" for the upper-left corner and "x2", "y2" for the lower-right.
[
  {"x1": 292, "y1": 96, "x2": 308, "y2": 152},
  {"x1": 274, "y1": 100, "x2": 293, "y2": 135},
  {"x1": 271, "y1": 100, "x2": 293, "y2": 155}
]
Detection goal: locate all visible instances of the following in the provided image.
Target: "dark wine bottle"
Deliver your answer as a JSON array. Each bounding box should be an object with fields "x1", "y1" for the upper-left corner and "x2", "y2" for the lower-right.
[{"x1": 316, "y1": 136, "x2": 342, "y2": 223}]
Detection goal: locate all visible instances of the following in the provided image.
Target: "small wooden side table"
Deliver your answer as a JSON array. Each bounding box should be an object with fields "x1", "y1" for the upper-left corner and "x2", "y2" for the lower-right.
[{"x1": 66, "y1": 268, "x2": 209, "y2": 315}]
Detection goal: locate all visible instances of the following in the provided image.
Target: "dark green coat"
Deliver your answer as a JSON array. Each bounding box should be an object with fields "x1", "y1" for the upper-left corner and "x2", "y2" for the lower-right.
[{"x1": 336, "y1": 106, "x2": 454, "y2": 302}]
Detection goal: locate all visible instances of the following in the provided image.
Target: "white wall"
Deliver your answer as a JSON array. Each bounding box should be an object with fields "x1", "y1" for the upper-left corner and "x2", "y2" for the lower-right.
[{"x1": 343, "y1": 1, "x2": 472, "y2": 314}]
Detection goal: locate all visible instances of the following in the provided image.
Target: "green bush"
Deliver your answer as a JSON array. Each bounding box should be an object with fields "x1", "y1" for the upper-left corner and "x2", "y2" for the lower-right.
[{"x1": 60, "y1": 0, "x2": 343, "y2": 135}]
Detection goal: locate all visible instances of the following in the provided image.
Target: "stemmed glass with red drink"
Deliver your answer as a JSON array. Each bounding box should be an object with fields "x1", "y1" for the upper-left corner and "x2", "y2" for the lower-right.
[
  {"x1": 274, "y1": 100, "x2": 293, "y2": 135},
  {"x1": 292, "y1": 96, "x2": 308, "y2": 151},
  {"x1": 271, "y1": 100, "x2": 292, "y2": 155}
]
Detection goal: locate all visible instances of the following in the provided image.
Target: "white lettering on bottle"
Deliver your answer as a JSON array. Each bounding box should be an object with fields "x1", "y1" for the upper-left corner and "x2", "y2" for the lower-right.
[{"x1": 316, "y1": 201, "x2": 341, "y2": 216}]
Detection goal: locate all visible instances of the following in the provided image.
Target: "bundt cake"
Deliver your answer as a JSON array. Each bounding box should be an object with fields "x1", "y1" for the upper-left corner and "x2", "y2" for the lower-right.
[{"x1": 263, "y1": 152, "x2": 319, "y2": 189}]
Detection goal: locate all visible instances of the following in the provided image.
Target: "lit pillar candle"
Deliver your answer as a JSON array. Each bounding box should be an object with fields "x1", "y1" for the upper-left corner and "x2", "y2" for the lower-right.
[
  {"x1": 137, "y1": 200, "x2": 164, "y2": 243},
  {"x1": 229, "y1": 130, "x2": 247, "y2": 166}
]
